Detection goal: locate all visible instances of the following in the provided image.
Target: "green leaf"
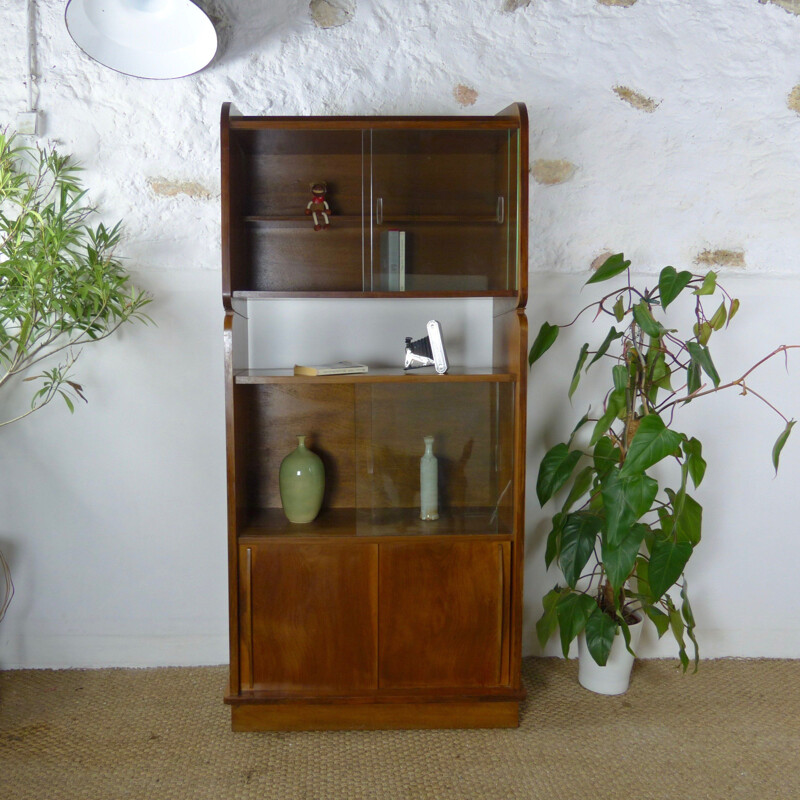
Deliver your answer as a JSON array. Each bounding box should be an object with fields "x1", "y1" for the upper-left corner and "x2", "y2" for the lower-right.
[
  {"x1": 667, "y1": 596, "x2": 690, "y2": 672},
  {"x1": 529, "y1": 322, "x2": 559, "y2": 366},
  {"x1": 633, "y1": 301, "x2": 663, "y2": 338},
  {"x1": 613, "y1": 297, "x2": 625, "y2": 322},
  {"x1": 555, "y1": 592, "x2": 597, "y2": 658},
  {"x1": 545, "y1": 513, "x2": 565, "y2": 569},
  {"x1": 665, "y1": 488, "x2": 703, "y2": 545},
  {"x1": 648, "y1": 538, "x2": 693, "y2": 600},
  {"x1": 562, "y1": 465, "x2": 594, "y2": 513},
  {"x1": 601, "y1": 469, "x2": 659, "y2": 548},
  {"x1": 568, "y1": 409, "x2": 592, "y2": 446},
  {"x1": 536, "y1": 588, "x2": 563, "y2": 650},
  {"x1": 681, "y1": 580, "x2": 700, "y2": 672},
  {"x1": 686, "y1": 359, "x2": 702, "y2": 396},
  {"x1": 728, "y1": 298, "x2": 740, "y2": 324},
  {"x1": 587, "y1": 327, "x2": 623, "y2": 369},
  {"x1": 658, "y1": 266, "x2": 693, "y2": 310},
  {"x1": 584, "y1": 607, "x2": 618, "y2": 666},
  {"x1": 590, "y1": 387, "x2": 626, "y2": 446},
  {"x1": 686, "y1": 341, "x2": 720, "y2": 388},
  {"x1": 772, "y1": 419, "x2": 796, "y2": 474},
  {"x1": 620, "y1": 414, "x2": 683, "y2": 477},
  {"x1": 644, "y1": 604, "x2": 670, "y2": 638},
  {"x1": 602, "y1": 522, "x2": 648, "y2": 593},
  {"x1": 537, "y1": 444, "x2": 583, "y2": 506},
  {"x1": 586, "y1": 253, "x2": 631, "y2": 285},
  {"x1": 612, "y1": 364, "x2": 628, "y2": 392},
  {"x1": 693, "y1": 321, "x2": 712, "y2": 346},
  {"x1": 559, "y1": 512, "x2": 603, "y2": 588},
  {"x1": 709, "y1": 301, "x2": 727, "y2": 331},
  {"x1": 569, "y1": 343, "x2": 590, "y2": 399},
  {"x1": 693, "y1": 270, "x2": 717, "y2": 296},
  {"x1": 682, "y1": 437, "x2": 706, "y2": 488},
  {"x1": 593, "y1": 436, "x2": 621, "y2": 480}
]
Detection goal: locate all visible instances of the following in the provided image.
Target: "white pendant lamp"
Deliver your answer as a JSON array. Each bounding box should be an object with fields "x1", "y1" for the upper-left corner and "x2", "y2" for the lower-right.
[{"x1": 65, "y1": 0, "x2": 218, "y2": 79}]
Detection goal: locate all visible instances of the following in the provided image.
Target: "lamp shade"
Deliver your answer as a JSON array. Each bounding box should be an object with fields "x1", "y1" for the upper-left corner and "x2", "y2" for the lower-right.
[{"x1": 65, "y1": 0, "x2": 218, "y2": 79}]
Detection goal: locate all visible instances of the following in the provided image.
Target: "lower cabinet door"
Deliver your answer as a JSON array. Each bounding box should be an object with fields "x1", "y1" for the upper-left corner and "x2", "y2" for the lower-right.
[
  {"x1": 239, "y1": 541, "x2": 379, "y2": 693},
  {"x1": 378, "y1": 540, "x2": 511, "y2": 689}
]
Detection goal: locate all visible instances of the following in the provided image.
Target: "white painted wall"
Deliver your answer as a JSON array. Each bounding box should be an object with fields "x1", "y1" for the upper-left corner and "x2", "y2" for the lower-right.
[{"x1": 1, "y1": 0, "x2": 799, "y2": 667}]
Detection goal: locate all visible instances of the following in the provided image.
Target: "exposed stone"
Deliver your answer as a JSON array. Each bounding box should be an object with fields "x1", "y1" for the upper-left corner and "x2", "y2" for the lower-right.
[
  {"x1": 453, "y1": 84, "x2": 479, "y2": 107},
  {"x1": 147, "y1": 178, "x2": 213, "y2": 200},
  {"x1": 597, "y1": 0, "x2": 638, "y2": 6},
  {"x1": 531, "y1": 159, "x2": 577, "y2": 185},
  {"x1": 695, "y1": 249, "x2": 746, "y2": 269},
  {"x1": 613, "y1": 85, "x2": 660, "y2": 113},
  {"x1": 788, "y1": 85, "x2": 800, "y2": 114},
  {"x1": 759, "y1": 0, "x2": 800, "y2": 15},
  {"x1": 502, "y1": 0, "x2": 531, "y2": 11},
  {"x1": 310, "y1": 0, "x2": 356, "y2": 29},
  {"x1": 590, "y1": 252, "x2": 617, "y2": 272}
]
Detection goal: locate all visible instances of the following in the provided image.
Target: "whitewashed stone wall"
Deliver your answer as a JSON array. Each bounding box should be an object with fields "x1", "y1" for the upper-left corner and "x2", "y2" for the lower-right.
[{"x1": 1, "y1": 0, "x2": 799, "y2": 666}]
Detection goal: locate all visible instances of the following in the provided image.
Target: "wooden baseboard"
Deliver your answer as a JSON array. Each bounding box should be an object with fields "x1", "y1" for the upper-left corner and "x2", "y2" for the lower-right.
[{"x1": 230, "y1": 699, "x2": 520, "y2": 731}]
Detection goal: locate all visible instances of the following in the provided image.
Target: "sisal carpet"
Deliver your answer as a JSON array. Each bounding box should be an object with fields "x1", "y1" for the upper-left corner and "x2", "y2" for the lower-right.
[{"x1": 1, "y1": 657, "x2": 798, "y2": 799}]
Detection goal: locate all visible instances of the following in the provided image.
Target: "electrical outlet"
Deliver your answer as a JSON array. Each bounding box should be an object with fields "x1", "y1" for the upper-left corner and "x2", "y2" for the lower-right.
[{"x1": 16, "y1": 111, "x2": 38, "y2": 136}]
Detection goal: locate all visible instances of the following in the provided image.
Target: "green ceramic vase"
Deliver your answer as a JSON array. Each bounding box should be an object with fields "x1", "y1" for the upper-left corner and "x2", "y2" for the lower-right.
[{"x1": 279, "y1": 435, "x2": 325, "y2": 523}]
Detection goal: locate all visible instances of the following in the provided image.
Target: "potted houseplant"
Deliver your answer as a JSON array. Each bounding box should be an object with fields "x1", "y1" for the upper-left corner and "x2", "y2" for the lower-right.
[
  {"x1": 0, "y1": 131, "x2": 151, "y2": 620},
  {"x1": 530, "y1": 253, "x2": 796, "y2": 693}
]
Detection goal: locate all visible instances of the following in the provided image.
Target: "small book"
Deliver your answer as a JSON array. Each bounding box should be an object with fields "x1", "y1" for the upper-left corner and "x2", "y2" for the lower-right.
[
  {"x1": 294, "y1": 361, "x2": 369, "y2": 376},
  {"x1": 379, "y1": 230, "x2": 406, "y2": 291}
]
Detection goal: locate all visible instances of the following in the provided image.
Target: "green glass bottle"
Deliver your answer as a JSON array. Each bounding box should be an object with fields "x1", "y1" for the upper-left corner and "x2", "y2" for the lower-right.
[{"x1": 279, "y1": 435, "x2": 325, "y2": 523}]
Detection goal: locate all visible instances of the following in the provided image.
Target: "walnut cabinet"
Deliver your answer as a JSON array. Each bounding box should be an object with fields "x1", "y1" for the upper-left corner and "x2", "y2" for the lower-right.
[{"x1": 221, "y1": 103, "x2": 529, "y2": 730}]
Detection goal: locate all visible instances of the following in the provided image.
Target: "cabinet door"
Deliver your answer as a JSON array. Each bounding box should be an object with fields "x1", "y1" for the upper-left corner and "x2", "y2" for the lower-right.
[
  {"x1": 378, "y1": 540, "x2": 511, "y2": 689},
  {"x1": 370, "y1": 128, "x2": 517, "y2": 292},
  {"x1": 239, "y1": 541, "x2": 378, "y2": 693}
]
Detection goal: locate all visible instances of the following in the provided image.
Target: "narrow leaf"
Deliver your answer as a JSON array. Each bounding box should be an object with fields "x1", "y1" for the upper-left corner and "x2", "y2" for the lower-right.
[
  {"x1": 633, "y1": 301, "x2": 663, "y2": 338},
  {"x1": 728, "y1": 298, "x2": 740, "y2": 324},
  {"x1": 536, "y1": 588, "x2": 563, "y2": 650},
  {"x1": 772, "y1": 420, "x2": 796, "y2": 474},
  {"x1": 682, "y1": 437, "x2": 706, "y2": 488},
  {"x1": 587, "y1": 327, "x2": 623, "y2": 368},
  {"x1": 562, "y1": 465, "x2": 594, "y2": 513},
  {"x1": 569, "y1": 343, "x2": 590, "y2": 399},
  {"x1": 686, "y1": 342, "x2": 720, "y2": 388},
  {"x1": 529, "y1": 322, "x2": 559, "y2": 366},
  {"x1": 709, "y1": 301, "x2": 727, "y2": 331},
  {"x1": 613, "y1": 297, "x2": 625, "y2": 322},
  {"x1": 590, "y1": 387, "x2": 626, "y2": 446},
  {"x1": 544, "y1": 513, "x2": 565, "y2": 569},
  {"x1": 586, "y1": 253, "x2": 631, "y2": 285}
]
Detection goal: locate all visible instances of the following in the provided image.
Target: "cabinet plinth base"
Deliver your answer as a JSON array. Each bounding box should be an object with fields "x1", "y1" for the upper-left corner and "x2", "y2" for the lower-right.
[{"x1": 228, "y1": 698, "x2": 521, "y2": 732}]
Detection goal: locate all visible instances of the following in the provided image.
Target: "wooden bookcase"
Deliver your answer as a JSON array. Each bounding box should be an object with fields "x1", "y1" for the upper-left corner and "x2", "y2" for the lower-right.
[{"x1": 221, "y1": 102, "x2": 529, "y2": 731}]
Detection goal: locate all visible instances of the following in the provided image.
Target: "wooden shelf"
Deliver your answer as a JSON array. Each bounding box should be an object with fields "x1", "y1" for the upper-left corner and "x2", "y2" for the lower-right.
[
  {"x1": 244, "y1": 215, "x2": 362, "y2": 225},
  {"x1": 238, "y1": 507, "x2": 512, "y2": 542},
  {"x1": 232, "y1": 289, "x2": 517, "y2": 299},
  {"x1": 234, "y1": 367, "x2": 516, "y2": 384}
]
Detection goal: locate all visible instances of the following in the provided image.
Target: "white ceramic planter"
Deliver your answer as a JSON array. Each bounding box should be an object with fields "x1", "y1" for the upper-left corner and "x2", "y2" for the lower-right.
[{"x1": 577, "y1": 618, "x2": 643, "y2": 695}]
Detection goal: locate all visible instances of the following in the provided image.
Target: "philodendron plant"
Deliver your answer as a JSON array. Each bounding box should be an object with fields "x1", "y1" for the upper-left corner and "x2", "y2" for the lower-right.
[{"x1": 530, "y1": 253, "x2": 796, "y2": 671}]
